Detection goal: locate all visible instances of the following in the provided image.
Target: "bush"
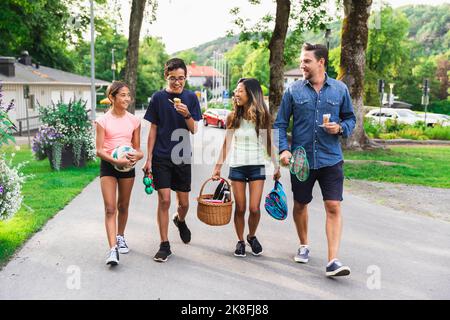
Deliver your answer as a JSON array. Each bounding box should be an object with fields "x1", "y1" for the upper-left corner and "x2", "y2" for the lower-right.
[
  {"x1": 0, "y1": 83, "x2": 16, "y2": 148},
  {"x1": 424, "y1": 125, "x2": 450, "y2": 140},
  {"x1": 32, "y1": 125, "x2": 63, "y2": 160},
  {"x1": 428, "y1": 100, "x2": 450, "y2": 115},
  {"x1": 364, "y1": 118, "x2": 382, "y2": 138},
  {"x1": 363, "y1": 117, "x2": 450, "y2": 140},
  {"x1": 0, "y1": 155, "x2": 26, "y2": 221},
  {"x1": 379, "y1": 132, "x2": 398, "y2": 139},
  {"x1": 397, "y1": 128, "x2": 429, "y2": 140},
  {"x1": 34, "y1": 99, "x2": 96, "y2": 170},
  {"x1": 384, "y1": 119, "x2": 408, "y2": 133}
]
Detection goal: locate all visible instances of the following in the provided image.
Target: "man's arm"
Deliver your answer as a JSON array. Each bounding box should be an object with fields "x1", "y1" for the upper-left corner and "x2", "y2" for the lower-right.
[{"x1": 339, "y1": 86, "x2": 356, "y2": 138}]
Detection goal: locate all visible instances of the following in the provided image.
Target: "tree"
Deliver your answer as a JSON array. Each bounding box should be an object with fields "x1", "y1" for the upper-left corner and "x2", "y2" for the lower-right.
[
  {"x1": 176, "y1": 49, "x2": 198, "y2": 65},
  {"x1": 242, "y1": 47, "x2": 270, "y2": 88},
  {"x1": 230, "y1": 0, "x2": 331, "y2": 116},
  {"x1": 225, "y1": 42, "x2": 254, "y2": 89},
  {"x1": 136, "y1": 37, "x2": 169, "y2": 106},
  {"x1": 338, "y1": 0, "x2": 373, "y2": 149},
  {"x1": 123, "y1": 0, "x2": 158, "y2": 114},
  {"x1": 74, "y1": 24, "x2": 128, "y2": 82},
  {"x1": 0, "y1": 0, "x2": 104, "y2": 71}
]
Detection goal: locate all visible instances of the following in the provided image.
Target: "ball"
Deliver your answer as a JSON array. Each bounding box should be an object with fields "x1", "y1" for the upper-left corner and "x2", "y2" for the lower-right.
[{"x1": 111, "y1": 145, "x2": 136, "y2": 172}]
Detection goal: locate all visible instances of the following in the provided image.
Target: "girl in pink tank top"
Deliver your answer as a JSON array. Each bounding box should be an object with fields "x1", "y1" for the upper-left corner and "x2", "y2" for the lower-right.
[{"x1": 95, "y1": 81, "x2": 143, "y2": 266}]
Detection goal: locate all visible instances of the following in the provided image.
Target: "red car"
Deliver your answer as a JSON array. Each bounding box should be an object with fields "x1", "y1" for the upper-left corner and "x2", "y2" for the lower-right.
[{"x1": 202, "y1": 108, "x2": 230, "y2": 129}]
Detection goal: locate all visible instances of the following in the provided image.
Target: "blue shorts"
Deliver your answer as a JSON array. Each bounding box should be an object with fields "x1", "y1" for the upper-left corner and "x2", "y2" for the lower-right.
[
  {"x1": 228, "y1": 165, "x2": 266, "y2": 182},
  {"x1": 291, "y1": 161, "x2": 344, "y2": 204}
]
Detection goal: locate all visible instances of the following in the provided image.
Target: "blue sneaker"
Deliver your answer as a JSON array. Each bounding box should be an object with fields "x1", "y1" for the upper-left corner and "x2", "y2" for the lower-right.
[
  {"x1": 326, "y1": 259, "x2": 351, "y2": 277},
  {"x1": 294, "y1": 246, "x2": 309, "y2": 263}
]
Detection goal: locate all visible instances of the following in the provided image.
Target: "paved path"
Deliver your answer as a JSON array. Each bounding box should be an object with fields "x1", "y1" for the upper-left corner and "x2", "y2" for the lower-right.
[{"x1": 1, "y1": 119, "x2": 450, "y2": 299}]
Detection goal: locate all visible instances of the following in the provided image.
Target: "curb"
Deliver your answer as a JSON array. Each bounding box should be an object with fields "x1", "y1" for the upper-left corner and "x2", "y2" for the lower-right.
[{"x1": 372, "y1": 139, "x2": 450, "y2": 145}]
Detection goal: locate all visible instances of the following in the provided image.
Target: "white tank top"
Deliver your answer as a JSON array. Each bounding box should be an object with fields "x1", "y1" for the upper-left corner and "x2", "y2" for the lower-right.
[{"x1": 229, "y1": 119, "x2": 267, "y2": 167}]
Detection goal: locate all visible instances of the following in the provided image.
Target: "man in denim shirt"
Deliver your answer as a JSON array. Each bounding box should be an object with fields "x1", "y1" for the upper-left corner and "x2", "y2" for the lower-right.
[{"x1": 274, "y1": 43, "x2": 356, "y2": 277}]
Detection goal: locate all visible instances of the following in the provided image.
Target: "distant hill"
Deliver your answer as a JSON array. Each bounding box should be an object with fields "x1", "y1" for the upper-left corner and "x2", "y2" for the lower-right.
[
  {"x1": 172, "y1": 35, "x2": 240, "y2": 65},
  {"x1": 175, "y1": 4, "x2": 449, "y2": 65}
]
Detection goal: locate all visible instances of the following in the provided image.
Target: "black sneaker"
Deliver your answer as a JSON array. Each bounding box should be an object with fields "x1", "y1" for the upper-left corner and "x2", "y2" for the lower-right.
[
  {"x1": 247, "y1": 235, "x2": 263, "y2": 256},
  {"x1": 234, "y1": 240, "x2": 246, "y2": 257},
  {"x1": 153, "y1": 241, "x2": 172, "y2": 262},
  {"x1": 173, "y1": 214, "x2": 191, "y2": 244}
]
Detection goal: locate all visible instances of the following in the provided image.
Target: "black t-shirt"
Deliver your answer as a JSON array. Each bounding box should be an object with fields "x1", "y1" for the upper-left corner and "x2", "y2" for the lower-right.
[{"x1": 144, "y1": 89, "x2": 201, "y2": 162}]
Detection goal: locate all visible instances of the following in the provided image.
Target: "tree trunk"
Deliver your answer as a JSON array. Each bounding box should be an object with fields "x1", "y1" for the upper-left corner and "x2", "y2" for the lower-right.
[
  {"x1": 268, "y1": 0, "x2": 291, "y2": 118},
  {"x1": 124, "y1": 0, "x2": 146, "y2": 114},
  {"x1": 338, "y1": 0, "x2": 377, "y2": 150}
]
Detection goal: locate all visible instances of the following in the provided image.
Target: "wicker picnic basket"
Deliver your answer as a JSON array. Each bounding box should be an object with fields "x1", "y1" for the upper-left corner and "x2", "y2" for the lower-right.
[{"x1": 197, "y1": 178, "x2": 233, "y2": 226}]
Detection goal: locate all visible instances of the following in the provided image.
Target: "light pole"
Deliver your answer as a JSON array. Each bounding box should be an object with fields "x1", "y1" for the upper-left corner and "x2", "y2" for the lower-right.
[
  {"x1": 89, "y1": 0, "x2": 96, "y2": 121},
  {"x1": 324, "y1": 28, "x2": 331, "y2": 75},
  {"x1": 111, "y1": 48, "x2": 116, "y2": 81}
]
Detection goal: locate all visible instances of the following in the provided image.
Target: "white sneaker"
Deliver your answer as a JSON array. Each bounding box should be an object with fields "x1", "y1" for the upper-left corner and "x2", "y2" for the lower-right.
[
  {"x1": 116, "y1": 235, "x2": 129, "y2": 254},
  {"x1": 106, "y1": 247, "x2": 119, "y2": 266},
  {"x1": 294, "y1": 246, "x2": 310, "y2": 263}
]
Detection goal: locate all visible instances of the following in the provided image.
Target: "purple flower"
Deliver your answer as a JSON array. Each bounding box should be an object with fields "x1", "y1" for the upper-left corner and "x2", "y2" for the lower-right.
[
  {"x1": 0, "y1": 185, "x2": 4, "y2": 195},
  {"x1": 6, "y1": 99, "x2": 14, "y2": 112}
]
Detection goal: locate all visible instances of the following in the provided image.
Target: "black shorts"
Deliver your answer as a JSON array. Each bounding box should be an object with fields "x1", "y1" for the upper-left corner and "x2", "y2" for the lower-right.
[
  {"x1": 152, "y1": 156, "x2": 191, "y2": 192},
  {"x1": 291, "y1": 160, "x2": 344, "y2": 204},
  {"x1": 100, "y1": 160, "x2": 135, "y2": 179}
]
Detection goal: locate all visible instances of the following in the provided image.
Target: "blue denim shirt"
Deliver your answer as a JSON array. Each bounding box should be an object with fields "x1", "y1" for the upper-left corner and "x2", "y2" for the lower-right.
[{"x1": 273, "y1": 75, "x2": 356, "y2": 169}]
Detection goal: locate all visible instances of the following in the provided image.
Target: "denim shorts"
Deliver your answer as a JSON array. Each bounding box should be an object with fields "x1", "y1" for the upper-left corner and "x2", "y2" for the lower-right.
[{"x1": 228, "y1": 165, "x2": 266, "y2": 182}]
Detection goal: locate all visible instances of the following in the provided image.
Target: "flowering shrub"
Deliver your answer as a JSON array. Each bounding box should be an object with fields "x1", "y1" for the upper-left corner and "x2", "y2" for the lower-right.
[
  {"x1": 34, "y1": 99, "x2": 96, "y2": 170},
  {"x1": 32, "y1": 125, "x2": 63, "y2": 160},
  {"x1": 0, "y1": 82, "x2": 16, "y2": 148},
  {"x1": 0, "y1": 155, "x2": 26, "y2": 220},
  {"x1": 0, "y1": 83, "x2": 28, "y2": 220}
]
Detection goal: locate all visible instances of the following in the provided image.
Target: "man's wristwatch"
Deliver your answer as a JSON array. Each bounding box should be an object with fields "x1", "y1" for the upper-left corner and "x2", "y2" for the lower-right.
[
  {"x1": 338, "y1": 125, "x2": 344, "y2": 135},
  {"x1": 184, "y1": 113, "x2": 192, "y2": 120}
]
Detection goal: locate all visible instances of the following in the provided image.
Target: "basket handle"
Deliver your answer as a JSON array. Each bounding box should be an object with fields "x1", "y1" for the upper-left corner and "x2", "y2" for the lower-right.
[{"x1": 199, "y1": 177, "x2": 232, "y2": 197}]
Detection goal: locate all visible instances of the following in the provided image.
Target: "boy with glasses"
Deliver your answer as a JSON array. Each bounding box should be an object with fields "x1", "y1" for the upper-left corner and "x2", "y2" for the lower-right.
[{"x1": 142, "y1": 58, "x2": 202, "y2": 262}]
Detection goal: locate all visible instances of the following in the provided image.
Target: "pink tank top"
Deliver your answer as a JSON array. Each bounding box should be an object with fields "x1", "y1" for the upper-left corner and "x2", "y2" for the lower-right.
[{"x1": 95, "y1": 110, "x2": 141, "y2": 154}]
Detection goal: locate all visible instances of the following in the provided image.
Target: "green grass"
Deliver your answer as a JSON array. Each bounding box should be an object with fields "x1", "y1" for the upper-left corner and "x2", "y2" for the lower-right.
[
  {"x1": 344, "y1": 146, "x2": 450, "y2": 188},
  {"x1": 0, "y1": 146, "x2": 99, "y2": 266}
]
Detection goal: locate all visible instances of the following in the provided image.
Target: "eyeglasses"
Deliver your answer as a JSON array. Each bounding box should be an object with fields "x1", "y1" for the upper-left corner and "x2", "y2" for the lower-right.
[{"x1": 167, "y1": 76, "x2": 186, "y2": 83}]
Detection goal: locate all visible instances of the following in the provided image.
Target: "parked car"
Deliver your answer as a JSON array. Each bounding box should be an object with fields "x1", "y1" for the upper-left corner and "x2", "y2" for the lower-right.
[
  {"x1": 415, "y1": 113, "x2": 450, "y2": 127},
  {"x1": 365, "y1": 108, "x2": 433, "y2": 126},
  {"x1": 202, "y1": 108, "x2": 230, "y2": 129}
]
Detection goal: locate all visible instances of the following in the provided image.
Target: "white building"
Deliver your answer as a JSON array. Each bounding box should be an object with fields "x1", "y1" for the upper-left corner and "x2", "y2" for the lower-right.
[
  {"x1": 187, "y1": 62, "x2": 224, "y2": 98},
  {"x1": 0, "y1": 52, "x2": 110, "y2": 134},
  {"x1": 284, "y1": 68, "x2": 303, "y2": 89}
]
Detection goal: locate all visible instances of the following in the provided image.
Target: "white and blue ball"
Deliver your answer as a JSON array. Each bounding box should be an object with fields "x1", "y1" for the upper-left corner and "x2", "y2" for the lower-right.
[{"x1": 111, "y1": 145, "x2": 136, "y2": 172}]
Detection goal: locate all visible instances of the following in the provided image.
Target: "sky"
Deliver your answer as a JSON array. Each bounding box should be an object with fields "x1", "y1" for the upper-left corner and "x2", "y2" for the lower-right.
[{"x1": 113, "y1": 0, "x2": 450, "y2": 54}]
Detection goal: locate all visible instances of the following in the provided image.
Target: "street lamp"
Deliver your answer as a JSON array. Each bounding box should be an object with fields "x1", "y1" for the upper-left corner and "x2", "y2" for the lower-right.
[
  {"x1": 89, "y1": 0, "x2": 96, "y2": 121},
  {"x1": 324, "y1": 28, "x2": 331, "y2": 74}
]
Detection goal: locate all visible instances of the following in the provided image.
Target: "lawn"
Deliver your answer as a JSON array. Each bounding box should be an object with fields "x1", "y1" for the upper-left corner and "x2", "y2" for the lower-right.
[
  {"x1": 0, "y1": 145, "x2": 99, "y2": 266},
  {"x1": 343, "y1": 146, "x2": 450, "y2": 188}
]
